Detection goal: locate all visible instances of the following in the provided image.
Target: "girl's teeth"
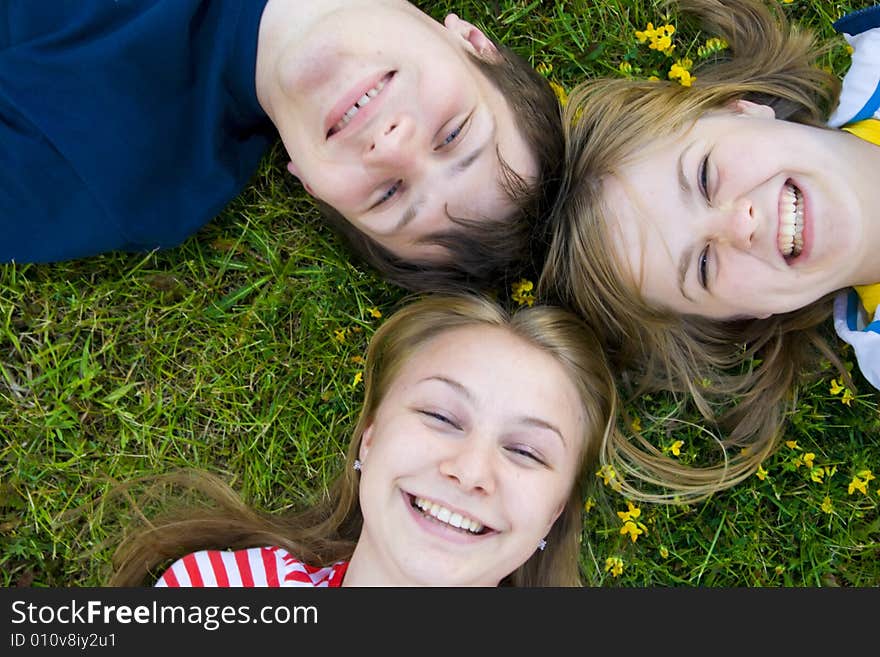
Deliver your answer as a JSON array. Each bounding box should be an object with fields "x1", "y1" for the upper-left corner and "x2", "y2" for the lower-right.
[
  {"x1": 414, "y1": 497, "x2": 484, "y2": 534},
  {"x1": 778, "y1": 183, "x2": 804, "y2": 258}
]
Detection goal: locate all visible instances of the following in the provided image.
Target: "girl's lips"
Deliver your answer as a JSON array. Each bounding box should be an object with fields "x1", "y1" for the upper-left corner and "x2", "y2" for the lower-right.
[{"x1": 324, "y1": 71, "x2": 395, "y2": 140}]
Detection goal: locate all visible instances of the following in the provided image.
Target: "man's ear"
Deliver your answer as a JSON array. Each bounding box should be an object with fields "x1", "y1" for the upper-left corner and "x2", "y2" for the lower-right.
[
  {"x1": 729, "y1": 99, "x2": 776, "y2": 119},
  {"x1": 286, "y1": 161, "x2": 315, "y2": 195},
  {"x1": 443, "y1": 13, "x2": 499, "y2": 61},
  {"x1": 358, "y1": 422, "x2": 375, "y2": 463}
]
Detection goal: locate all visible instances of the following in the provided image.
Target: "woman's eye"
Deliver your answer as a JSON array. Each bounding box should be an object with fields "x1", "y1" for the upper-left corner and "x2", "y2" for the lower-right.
[
  {"x1": 506, "y1": 445, "x2": 545, "y2": 465},
  {"x1": 698, "y1": 154, "x2": 711, "y2": 201},
  {"x1": 698, "y1": 245, "x2": 710, "y2": 289},
  {"x1": 375, "y1": 180, "x2": 402, "y2": 206},
  {"x1": 419, "y1": 410, "x2": 461, "y2": 430}
]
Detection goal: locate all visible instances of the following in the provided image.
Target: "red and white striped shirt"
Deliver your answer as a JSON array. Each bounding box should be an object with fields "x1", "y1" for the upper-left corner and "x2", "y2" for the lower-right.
[{"x1": 155, "y1": 546, "x2": 348, "y2": 588}]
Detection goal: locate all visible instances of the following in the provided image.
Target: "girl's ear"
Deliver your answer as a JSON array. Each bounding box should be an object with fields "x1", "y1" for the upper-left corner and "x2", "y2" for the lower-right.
[
  {"x1": 359, "y1": 423, "x2": 375, "y2": 463},
  {"x1": 729, "y1": 99, "x2": 776, "y2": 119},
  {"x1": 443, "y1": 13, "x2": 499, "y2": 61}
]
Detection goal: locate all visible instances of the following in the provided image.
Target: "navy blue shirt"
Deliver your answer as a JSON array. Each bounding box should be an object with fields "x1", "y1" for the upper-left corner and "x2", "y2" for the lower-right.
[{"x1": 0, "y1": 0, "x2": 275, "y2": 263}]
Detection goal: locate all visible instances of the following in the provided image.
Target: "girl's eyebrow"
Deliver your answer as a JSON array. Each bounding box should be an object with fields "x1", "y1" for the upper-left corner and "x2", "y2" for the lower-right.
[{"x1": 418, "y1": 376, "x2": 566, "y2": 447}]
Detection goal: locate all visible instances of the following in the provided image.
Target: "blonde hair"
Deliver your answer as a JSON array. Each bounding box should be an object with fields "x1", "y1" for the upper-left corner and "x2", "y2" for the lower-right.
[
  {"x1": 109, "y1": 293, "x2": 622, "y2": 586},
  {"x1": 540, "y1": 0, "x2": 843, "y2": 502}
]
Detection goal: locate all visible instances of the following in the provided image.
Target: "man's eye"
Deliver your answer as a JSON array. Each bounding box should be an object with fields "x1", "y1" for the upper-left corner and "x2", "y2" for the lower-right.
[
  {"x1": 698, "y1": 154, "x2": 711, "y2": 201},
  {"x1": 375, "y1": 180, "x2": 402, "y2": 206},
  {"x1": 698, "y1": 245, "x2": 710, "y2": 289},
  {"x1": 437, "y1": 116, "x2": 469, "y2": 149}
]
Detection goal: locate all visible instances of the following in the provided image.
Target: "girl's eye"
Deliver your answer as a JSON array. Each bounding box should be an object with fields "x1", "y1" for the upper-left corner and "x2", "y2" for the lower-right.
[
  {"x1": 698, "y1": 245, "x2": 710, "y2": 289},
  {"x1": 419, "y1": 410, "x2": 461, "y2": 430},
  {"x1": 375, "y1": 180, "x2": 402, "y2": 206},
  {"x1": 698, "y1": 154, "x2": 711, "y2": 201},
  {"x1": 506, "y1": 445, "x2": 546, "y2": 466}
]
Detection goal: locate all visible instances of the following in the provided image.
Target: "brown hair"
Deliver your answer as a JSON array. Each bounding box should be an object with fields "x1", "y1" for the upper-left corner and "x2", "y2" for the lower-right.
[
  {"x1": 317, "y1": 42, "x2": 565, "y2": 293},
  {"x1": 109, "y1": 294, "x2": 622, "y2": 586},
  {"x1": 540, "y1": 0, "x2": 843, "y2": 502}
]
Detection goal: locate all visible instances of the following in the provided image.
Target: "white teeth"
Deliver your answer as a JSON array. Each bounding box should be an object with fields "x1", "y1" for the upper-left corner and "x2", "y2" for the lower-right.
[
  {"x1": 413, "y1": 497, "x2": 484, "y2": 534},
  {"x1": 329, "y1": 78, "x2": 388, "y2": 136},
  {"x1": 778, "y1": 183, "x2": 804, "y2": 258}
]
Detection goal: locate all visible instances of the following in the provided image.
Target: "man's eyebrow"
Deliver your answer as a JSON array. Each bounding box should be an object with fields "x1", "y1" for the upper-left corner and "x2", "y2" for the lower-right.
[
  {"x1": 389, "y1": 116, "x2": 497, "y2": 235},
  {"x1": 677, "y1": 142, "x2": 696, "y2": 302}
]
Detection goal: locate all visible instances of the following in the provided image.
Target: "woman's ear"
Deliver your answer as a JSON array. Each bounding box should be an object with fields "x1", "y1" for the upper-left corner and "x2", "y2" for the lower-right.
[
  {"x1": 729, "y1": 99, "x2": 776, "y2": 119},
  {"x1": 358, "y1": 423, "x2": 375, "y2": 463},
  {"x1": 443, "y1": 13, "x2": 499, "y2": 61}
]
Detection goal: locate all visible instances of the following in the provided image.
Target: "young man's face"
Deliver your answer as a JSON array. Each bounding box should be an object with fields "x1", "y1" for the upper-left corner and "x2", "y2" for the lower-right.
[{"x1": 267, "y1": 2, "x2": 537, "y2": 261}]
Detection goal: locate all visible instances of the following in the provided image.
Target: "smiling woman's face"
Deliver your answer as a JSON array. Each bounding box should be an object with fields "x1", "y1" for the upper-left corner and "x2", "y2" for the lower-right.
[
  {"x1": 351, "y1": 324, "x2": 585, "y2": 587},
  {"x1": 605, "y1": 101, "x2": 867, "y2": 320}
]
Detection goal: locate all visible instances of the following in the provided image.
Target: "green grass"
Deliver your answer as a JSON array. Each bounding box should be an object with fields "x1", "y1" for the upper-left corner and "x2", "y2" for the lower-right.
[{"x1": 1, "y1": 0, "x2": 877, "y2": 587}]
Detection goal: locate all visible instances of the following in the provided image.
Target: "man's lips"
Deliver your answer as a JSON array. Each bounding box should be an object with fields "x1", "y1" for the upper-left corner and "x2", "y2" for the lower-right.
[{"x1": 324, "y1": 71, "x2": 395, "y2": 139}]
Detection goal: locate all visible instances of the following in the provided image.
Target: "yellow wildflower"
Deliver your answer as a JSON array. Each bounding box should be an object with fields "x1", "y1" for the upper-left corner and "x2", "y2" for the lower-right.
[
  {"x1": 366, "y1": 307, "x2": 382, "y2": 319},
  {"x1": 659, "y1": 546, "x2": 669, "y2": 559},
  {"x1": 352, "y1": 371, "x2": 363, "y2": 387},
  {"x1": 548, "y1": 80, "x2": 568, "y2": 106},
  {"x1": 669, "y1": 440, "x2": 684, "y2": 457},
  {"x1": 536, "y1": 62, "x2": 553, "y2": 76},
  {"x1": 846, "y1": 44, "x2": 854, "y2": 55},
  {"x1": 334, "y1": 328, "x2": 347, "y2": 343},
  {"x1": 350, "y1": 355, "x2": 365, "y2": 365},
  {"x1": 848, "y1": 476, "x2": 868, "y2": 496},
  {"x1": 756, "y1": 464, "x2": 769, "y2": 481},
  {"x1": 809, "y1": 467, "x2": 825, "y2": 484},
  {"x1": 785, "y1": 440, "x2": 800, "y2": 450},
  {"x1": 631, "y1": 417, "x2": 642, "y2": 432},
  {"x1": 596, "y1": 464, "x2": 617, "y2": 486},
  {"x1": 841, "y1": 388, "x2": 855, "y2": 406},
  {"x1": 584, "y1": 497, "x2": 596, "y2": 513},
  {"x1": 857, "y1": 469, "x2": 875, "y2": 482},
  {"x1": 820, "y1": 496, "x2": 834, "y2": 514},
  {"x1": 621, "y1": 520, "x2": 647, "y2": 542},
  {"x1": 803, "y1": 453, "x2": 816, "y2": 469},
  {"x1": 511, "y1": 278, "x2": 536, "y2": 307},
  {"x1": 647, "y1": 75, "x2": 660, "y2": 82},
  {"x1": 617, "y1": 500, "x2": 642, "y2": 523},
  {"x1": 697, "y1": 36, "x2": 728, "y2": 58},
  {"x1": 668, "y1": 59, "x2": 695, "y2": 87},
  {"x1": 634, "y1": 22, "x2": 655, "y2": 43},
  {"x1": 619, "y1": 61, "x2": 634, "y2": 76},
  {"x1": 829, "y1": 377, "x2": 845, "y2": 395},
  {"x1": 604, "y1": 556, "x2": 624, "y2": 577}
]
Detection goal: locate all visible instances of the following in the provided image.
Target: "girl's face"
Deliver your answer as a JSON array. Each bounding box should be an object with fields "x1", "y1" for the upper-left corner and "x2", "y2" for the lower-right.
[
  {"x1": 604, "y1": 101, "x2": 873, "y2": 320},
  {"x1": 351, "y1": 325, "x2": 585, "y2": 586}
]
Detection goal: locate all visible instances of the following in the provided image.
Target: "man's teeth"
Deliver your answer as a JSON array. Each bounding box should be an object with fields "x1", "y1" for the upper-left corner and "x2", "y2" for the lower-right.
[
  {"x1": 778, "y1": 183, "x2": 804, "y2": 258},
  {"x1": 330, "y1": 79, "x2": 387, "y2": 135},
  {"x1": 413, "y1": 497, "x2": 484, "y2": 534}
]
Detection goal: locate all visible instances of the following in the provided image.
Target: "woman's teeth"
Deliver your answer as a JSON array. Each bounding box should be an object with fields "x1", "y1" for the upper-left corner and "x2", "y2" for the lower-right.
[
  {"x1": 779, "y1": 182, "x2": 804, "y2": 258},
  {"x1": 413, "y1": 497, "x2": 485, "y2": 534},
  {"x1": 328, "y1": 77, "x2": 388, "y2": 137}
]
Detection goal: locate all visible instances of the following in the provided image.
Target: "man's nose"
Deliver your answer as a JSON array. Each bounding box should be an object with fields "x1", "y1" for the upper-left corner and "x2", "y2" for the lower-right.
[{"x1": 363, "y1": 115, "x2": 419, "y2": 168}]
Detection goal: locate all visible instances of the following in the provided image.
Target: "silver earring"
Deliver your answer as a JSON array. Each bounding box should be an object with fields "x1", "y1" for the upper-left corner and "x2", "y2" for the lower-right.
[
  {"x1": 353, "y1": 459, "x2": 362, "y2": 472},
  {"x1": 538, "y1": 538, "x2": 547, "y2": 551}
]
